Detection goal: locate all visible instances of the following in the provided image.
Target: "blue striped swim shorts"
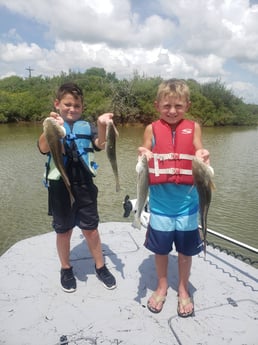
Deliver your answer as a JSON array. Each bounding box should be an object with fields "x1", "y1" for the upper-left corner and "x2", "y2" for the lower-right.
[{"x1": 144, "y1": 210, "x2": 203, "y2": 256}]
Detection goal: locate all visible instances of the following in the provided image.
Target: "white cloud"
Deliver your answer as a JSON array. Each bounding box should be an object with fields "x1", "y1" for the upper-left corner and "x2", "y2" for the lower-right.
[
  {"x1": 0, "y1": 0, "x2": 257, "y2": 103},
  {"x1": 0, "y1": 42, "x2": 43, "y2": 62},
  {"x1": 229, "y1": 81, "x2": 258, "y2": 104}
]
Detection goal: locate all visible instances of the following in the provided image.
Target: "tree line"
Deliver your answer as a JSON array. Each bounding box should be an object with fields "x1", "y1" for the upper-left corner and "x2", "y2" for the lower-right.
[{"x1": 0, "y1": 67, "x2": 257, "y2": 126}]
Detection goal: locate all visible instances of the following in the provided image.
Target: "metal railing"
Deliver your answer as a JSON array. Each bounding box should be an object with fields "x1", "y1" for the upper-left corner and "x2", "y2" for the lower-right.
[{"x1": 207, "y1": 228, "x2": 258, "y2": 254}]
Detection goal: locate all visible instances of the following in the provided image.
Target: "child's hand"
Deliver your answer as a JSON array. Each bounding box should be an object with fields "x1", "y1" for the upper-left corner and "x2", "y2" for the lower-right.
[
  {"x1": 49, "y1": 112, "x2": 64, "y2": 126},
  {"x1": 138, "y1": 146, "x2": 153, "y2": 161},
  {"x1": 98, "y1": 113, "x2": 114, "y2": 126},
  {"x1": 195, "y1": 148, "x2": 210, "y2": 165}
]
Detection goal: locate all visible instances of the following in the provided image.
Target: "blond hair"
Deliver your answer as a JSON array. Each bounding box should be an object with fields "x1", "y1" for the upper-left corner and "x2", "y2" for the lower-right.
[{"x1": 156, "y1": 79, "x2": 190, "y2": 103}]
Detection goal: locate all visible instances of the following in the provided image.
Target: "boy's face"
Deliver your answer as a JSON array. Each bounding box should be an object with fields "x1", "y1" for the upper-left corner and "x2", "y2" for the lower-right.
[
  {"x1": 155, "y1": 95, "x2": 190, "y2": 127},
  {"x1": 54, "y1": 93, "x2": 83, "y2": 123}
]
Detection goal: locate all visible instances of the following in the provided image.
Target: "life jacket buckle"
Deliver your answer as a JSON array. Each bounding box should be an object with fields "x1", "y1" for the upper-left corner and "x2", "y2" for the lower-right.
[
  {"x1": 66, "y1": 133, "x2": 77, "y2": 140},
  {"x1": 168, "y1": 168, "x2": 180, "y2": 175}
]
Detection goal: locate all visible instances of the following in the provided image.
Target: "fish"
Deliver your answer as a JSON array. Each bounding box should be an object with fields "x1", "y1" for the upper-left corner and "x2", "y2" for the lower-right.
[
  {"x1": 106, "y1": 121, "x2": 120, "y2": 192},
  {"x1": 43, "y1": 117, "x2": 75, "y2": 205},
  {"x1": 132, "y1": 154, "x2": 149, "y2": 230},
  {"x1": 192, "y1": 157, "x2": 215, "y2": 257}
]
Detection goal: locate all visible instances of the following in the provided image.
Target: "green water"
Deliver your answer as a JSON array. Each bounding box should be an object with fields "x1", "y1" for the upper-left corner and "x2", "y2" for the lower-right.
[{"x1": 0, "y1": 123, "x2": 257, "y2": 265}]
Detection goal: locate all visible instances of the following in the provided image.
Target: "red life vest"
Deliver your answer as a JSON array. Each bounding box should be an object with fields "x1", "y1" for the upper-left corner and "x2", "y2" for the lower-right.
[{"x1": 148, "y1": 119, "x2": 195, "y2": 185}]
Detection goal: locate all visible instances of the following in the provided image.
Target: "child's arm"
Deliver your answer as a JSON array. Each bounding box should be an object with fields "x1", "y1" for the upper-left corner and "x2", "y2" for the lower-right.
[
  {"x1": 138, "y1": 124, "x2": 153, "y2": 160},
  {"x1": 38, "y1": 133, "x2": 49, "y2": 154},
  {"x1": 193, "y1": 122, "x2": 210, "y2": 164}
]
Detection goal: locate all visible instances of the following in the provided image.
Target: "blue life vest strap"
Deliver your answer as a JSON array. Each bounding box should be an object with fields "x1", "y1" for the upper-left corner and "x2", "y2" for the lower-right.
[
  {"x1": 77, "y1": 147, "x2": 94, "y2": 157},
  {"x1": 66, "y1": 133, "x2": 92, "y2": 141}
]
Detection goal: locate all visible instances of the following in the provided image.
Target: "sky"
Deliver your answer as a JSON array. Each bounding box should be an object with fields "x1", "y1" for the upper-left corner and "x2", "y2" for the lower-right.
[{"x1": 0, "y1": 0, "x2": 258, "y2": 104}]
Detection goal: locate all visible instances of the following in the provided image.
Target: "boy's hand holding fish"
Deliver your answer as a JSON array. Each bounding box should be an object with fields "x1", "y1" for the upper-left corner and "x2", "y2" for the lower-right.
[
  {"x1": 97, "y1": 112, "x2": 113, "y2": 126},
  {"x1": 137, "y1": 146, "x2": 153, "y2": 161},
  {"x1": 195, "y1": 148, "x2": 210, "y2": 165},
  {"x1": 96, "y1": 113, "x2": 114, "y2": 150},
  {"x1": 195, "y1": 148, "x2": 214, "y2": 176},
  {"x1": 49, "y1": 111, "x2": 65, "y2": 126}
]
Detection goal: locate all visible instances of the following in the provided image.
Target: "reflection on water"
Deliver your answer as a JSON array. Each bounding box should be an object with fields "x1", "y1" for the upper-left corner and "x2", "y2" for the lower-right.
[{"x1": 0, "y1": 123, "x2": 257, "y2": 265}]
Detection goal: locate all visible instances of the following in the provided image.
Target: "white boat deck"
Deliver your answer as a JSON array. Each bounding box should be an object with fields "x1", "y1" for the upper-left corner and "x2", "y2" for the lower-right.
[{"x1": 0, "y1": 222, "x2": 257, "y2": 345}]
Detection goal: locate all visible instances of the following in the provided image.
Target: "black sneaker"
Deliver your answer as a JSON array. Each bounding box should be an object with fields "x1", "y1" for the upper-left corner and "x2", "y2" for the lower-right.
[
  {"x1": 95, "y1": 264, "x2": 116, "y2": 290},
  {"x1": 60, "y1": 267, "x2": 77, "y2": 293}
]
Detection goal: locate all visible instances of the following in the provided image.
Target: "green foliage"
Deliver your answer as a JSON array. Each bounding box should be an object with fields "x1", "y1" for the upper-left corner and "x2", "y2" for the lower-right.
[{"x1": 0, "y1": 70, "x2": 257, "y2": 126}]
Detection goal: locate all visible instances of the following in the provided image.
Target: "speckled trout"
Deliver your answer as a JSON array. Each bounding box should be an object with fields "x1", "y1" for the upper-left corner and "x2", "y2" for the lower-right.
[
  {"x1": 192, "y1": 157, "x2": 215, "y2": 257},
  {"x1": 43, "y1": 117, "x2": 75, "y2": 205},
  {"x1": 106, "y1": 121, "x2": 120, "y2": 192},
  {"x1": 132, "y1": 154, "x2": 149, "y2": 230}
]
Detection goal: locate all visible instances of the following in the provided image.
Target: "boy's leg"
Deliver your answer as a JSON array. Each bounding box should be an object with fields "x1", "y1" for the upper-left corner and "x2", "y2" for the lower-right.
[
  {"x1": 56, "y1": 229, "x2": 73, "y2": 268},
  {"x1": 177, "y1": 253, "x2": 194, "y2": 315},
  {"x1": 147, "y1": 254, "x2": 168, "y2": 312},
  {"x1": 56, "y1": 229, "x2": 77, "y2": 292},
  {"x1": 82, "y1": 228, "x2": 104, "y2": 268},
  {"x1": 82, "y1": 229, "x2": 116, "y2": 289}
]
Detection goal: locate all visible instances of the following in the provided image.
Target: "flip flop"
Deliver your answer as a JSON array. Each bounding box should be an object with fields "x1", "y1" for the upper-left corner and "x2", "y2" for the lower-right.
[
  {"x1": 147, "y1": 292, "x2": 166, "y2": 314},
  {"x1": 177, "y1": 296, "x2": 194, "y2": 318}
]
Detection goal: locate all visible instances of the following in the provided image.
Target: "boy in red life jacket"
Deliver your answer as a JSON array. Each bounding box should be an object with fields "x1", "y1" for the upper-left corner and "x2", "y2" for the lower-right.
[{"x1": 138, "y1": 79, "x2": 210, "y2": 317}]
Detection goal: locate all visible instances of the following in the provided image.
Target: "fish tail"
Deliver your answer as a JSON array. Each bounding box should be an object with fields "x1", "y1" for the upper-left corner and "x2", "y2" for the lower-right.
[
  {"x1": 61, "y1": 174, "x2": 75, "y2": 206},
  {"x1": 132, "y1": 216, "x2": 141, "y2": 230},
  {"x1": 116, "y1": 181, "x2": 121, "y2": 192},
  {"x1": 69, "y1": 192, "x2": 75, "y2": 207}
]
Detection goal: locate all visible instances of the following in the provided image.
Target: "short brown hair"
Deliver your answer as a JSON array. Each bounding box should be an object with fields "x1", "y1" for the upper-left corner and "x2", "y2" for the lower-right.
[{"x1": 56, "y1": 82, "x2": 84, "y2": 103}]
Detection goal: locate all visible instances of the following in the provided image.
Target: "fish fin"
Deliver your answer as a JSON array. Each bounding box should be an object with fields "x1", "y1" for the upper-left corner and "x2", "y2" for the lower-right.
[
  {"x1": 210, "y1": 180, "x2": 216, "y2": 191},
  {"x1": 107, "y1": 120, "x2": 119, "y2": 137},
  {"x1": 112, "y1": 122, "x2": 119, "y2": 137},
  {"x1": 70, "y1": 193, "x2": 75, "y2": 207}
]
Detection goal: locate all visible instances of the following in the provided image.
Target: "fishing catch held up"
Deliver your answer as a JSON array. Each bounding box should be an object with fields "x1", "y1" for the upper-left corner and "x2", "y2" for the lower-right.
[
  {"x1": 43, "y1": 117, "x2": 75, "y2": 205},
  {"x1": 106, "y1": 121, "x2": 120, "y2": 192},
  {"x1": 132, "y1": 154, "x2": 149, "y2": 230},
  {"x1": 192, "y1": 157, "x2": 215, "y2": 257}
]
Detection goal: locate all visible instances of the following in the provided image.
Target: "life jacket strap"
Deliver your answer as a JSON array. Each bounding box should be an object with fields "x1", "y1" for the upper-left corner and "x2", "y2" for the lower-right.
[
  {"x1": 66, "y1": 133, "x2": 92, "y2": 141},
  {"x1": 154, "y1": 153, "x2": 194, "y2": 161},
  {"x1": 152, "y1": 152, "x2": 194, "y2": 177},
  {"x1": 149, "y1": 167, "x2": 192, "y2": 176},
  {"x1": 77, "y1": 147, "x2": 94, "y2": 157}
]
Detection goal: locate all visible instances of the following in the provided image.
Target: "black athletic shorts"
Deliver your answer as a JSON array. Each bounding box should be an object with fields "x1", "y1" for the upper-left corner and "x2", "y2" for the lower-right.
[{"x1": 48, "y1": 179, "x2": 99, "y2": 233}]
